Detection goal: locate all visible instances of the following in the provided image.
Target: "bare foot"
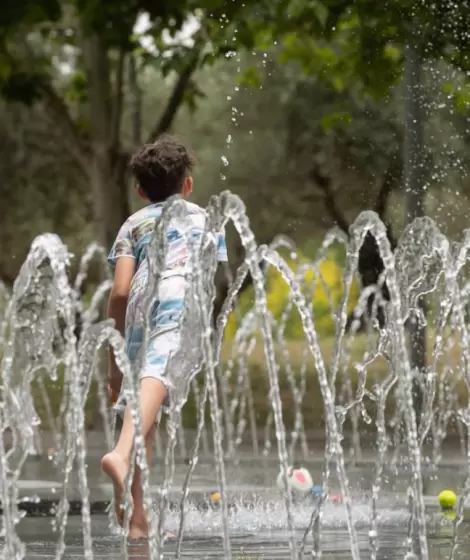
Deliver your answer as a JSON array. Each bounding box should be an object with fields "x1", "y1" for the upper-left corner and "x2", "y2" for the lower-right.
[
  {"x1": 128, "y1": 523, "x2": 148, "y2": 540},
  {"x1": 101, "y1": 451, "x2": 133, "y2": 526},
  {"x1": 128, "y1": 511, "x2": 148, "y2": 540},
  {"x1": 128, "y1": 523, "x2": 175, "y2": 541}
]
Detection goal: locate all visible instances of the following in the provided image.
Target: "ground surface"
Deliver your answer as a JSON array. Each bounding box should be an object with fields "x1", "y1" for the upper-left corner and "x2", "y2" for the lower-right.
[
  {"x1": 12, "y1": 508, "x2": 470, "y2": 559},
  {"x1": 3, "y1": 431, "x2": 470, "y2": 558}
]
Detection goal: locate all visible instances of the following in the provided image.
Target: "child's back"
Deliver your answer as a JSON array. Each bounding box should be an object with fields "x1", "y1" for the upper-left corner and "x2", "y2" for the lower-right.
[
  {"x1": 110, "y1": 199, "x2": 226, "y2": 300},
  {"x1": 102, "y1": 136, "x2": 227, "y2": 537},
  {"x1": 109, "y1": 199, "x2": 227, "y2": 381}
]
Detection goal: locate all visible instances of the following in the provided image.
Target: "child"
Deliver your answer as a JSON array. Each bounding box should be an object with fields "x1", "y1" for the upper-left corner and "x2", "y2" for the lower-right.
[{"x1": 101, "y1": 135, "x2": 228, "y2": 539}]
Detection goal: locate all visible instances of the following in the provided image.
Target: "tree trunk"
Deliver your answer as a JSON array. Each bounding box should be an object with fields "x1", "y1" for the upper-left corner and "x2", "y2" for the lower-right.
[
  {"x1": 80, "y1": 33, "x2": 127, "y2": 430},
  {"x1": 82, "y1": 33, "x2": 129, "y2": 248},
  {"x1": 89, "y1": 149, "x2": 130, "y2": 247},
  {"x1": 403, "y1": 39, "x2": 426, "y2": 424},
  {"x1": 129, "y1": 55, "x2": 142, "y2": 145}
]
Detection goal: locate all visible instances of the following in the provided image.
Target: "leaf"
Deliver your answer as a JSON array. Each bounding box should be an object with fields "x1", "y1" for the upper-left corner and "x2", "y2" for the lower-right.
[
  {"x1": 384, "y1": 43, "x2": 401, "y2": 63},
  {"x1": 75, "y1": 116, "x2": 90, "y2": 131},
  {"x1": 238, "y1": 66, "x2": 262, "y2": 88},
  {"x1": 64, "y1": 71, "x2": 88, "y2": 103},
  {"x1": 443, "y1": 81, "x2": 470, "y2": 114},
  {"x1": 331, "y1": 76, "x2": 344, "y2": 92},
  {"x1": 0, "y1": 71, "x2": 44, "y2": 104},
  {"x1": 182, "y1": 80, "x2": 205, "y2": 113},
  {"x1": 0, "y1": 0, "x2": 61, "y2": 30},
  {"x1": 320, "y1": 111, "x2": 352, "y2": 132}
]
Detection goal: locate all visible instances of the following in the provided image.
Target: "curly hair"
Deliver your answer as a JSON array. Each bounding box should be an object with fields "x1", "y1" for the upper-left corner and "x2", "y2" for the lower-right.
[{"x1": 129, "y1": 135, "x2": 196, "y2": 203}]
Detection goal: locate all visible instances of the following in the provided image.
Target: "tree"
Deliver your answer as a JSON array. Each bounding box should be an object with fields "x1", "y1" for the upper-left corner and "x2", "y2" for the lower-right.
[
  {"x1": 0, "y1": 0, "x2": 271, "y2": 250},
  {"x1": 251, "y1": 0, "x2": 470, "y2": 328},
  {"x1": 0, "y1": 101, "x2": 92, "y2": 284},
  {"x1": 278, "y1": 73, "x2": 401, "y2": 326}
]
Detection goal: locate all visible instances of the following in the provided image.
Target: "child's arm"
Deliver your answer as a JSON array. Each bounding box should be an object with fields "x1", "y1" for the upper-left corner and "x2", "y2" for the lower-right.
[
  {"x1": 107, "y1": 257, "x2": 136, "y2": 391},
  {"x1": 107, "y1": 222, "x2": 136, "y2": 393},
  {"x1": 108, "y1": 257, "x2": 136, "y2": 335}
]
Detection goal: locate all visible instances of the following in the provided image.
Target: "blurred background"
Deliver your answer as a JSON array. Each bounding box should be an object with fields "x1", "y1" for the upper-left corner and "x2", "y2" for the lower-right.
[
  {"x1": 2, "y1": 0, "x2": 470, "y2": 430},
  {"x1": 2, "y1": 0, "x2": 470, "y2": 278}
]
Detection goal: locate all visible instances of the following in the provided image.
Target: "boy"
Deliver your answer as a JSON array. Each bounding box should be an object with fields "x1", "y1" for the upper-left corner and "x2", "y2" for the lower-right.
[{"x1": 101, "y1": 135, "x2": 228, "y2": 539}]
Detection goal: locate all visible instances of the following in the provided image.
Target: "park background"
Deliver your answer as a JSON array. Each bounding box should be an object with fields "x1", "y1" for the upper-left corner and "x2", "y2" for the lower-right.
[{"x1": 1, "y1": 0, "x2": 470, "y2": 435}]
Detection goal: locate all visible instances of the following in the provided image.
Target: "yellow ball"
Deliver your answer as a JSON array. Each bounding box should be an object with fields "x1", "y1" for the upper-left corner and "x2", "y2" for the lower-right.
[
  {"x1": 438, "y1": 490, "x2": 457, "y2": 510},
  {"x1": 209, "y1": 491, "x2": 221, "y2": 505}
]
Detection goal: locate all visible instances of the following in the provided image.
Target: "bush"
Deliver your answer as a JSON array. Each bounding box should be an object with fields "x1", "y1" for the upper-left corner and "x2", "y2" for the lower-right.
[{"x1": 225, "y1": 247, "x2": 359, "y2": 339}]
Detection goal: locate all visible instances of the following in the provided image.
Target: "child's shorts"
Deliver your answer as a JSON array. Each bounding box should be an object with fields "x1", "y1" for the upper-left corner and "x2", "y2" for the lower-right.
[{"x1": 113, "y1": 274, "x2": 202, "y2": 423}]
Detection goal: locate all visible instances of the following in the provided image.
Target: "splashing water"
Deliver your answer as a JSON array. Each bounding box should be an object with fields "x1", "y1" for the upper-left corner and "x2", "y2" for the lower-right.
[{"x1": 2, "y1": 192, "x2": 470, "y2": 558}]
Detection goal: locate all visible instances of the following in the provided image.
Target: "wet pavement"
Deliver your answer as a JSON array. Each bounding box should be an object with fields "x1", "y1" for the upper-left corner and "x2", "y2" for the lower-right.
[
  {"x1": 13, "y1": 431, "x2": 470, "y2": 508},
  {"x1": 5, "y1": 431, "x2": 470, "y2": 558},
  {"x1": 11, "y1": 507, "x2": 470, "y2": 558}
]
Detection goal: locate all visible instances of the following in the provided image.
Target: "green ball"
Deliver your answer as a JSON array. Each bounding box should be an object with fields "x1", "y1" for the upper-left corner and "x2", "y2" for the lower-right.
[{"x1": 438, "y1": 490, "x2": 457, "y2": 510}]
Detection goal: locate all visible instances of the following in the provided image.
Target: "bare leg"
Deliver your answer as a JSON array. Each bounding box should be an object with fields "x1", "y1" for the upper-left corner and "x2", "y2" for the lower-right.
[
  {"x1": 102, "y1": 378, "x2": 168, "y2": 526},
  {"x1": 128, "y1": 423, "x2": 177, "y2": 541},
  {"x1": 128, "y1": 425, "x2": 155, "y2": 539}
]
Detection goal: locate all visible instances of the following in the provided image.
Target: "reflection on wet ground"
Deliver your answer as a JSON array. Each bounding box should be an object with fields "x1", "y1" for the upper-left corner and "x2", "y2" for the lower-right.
[
  {"x1": 9, "y1": 504, "x2": 470, "y2": 559},
  {"x1": 16, "y1": 455, "x2": 470, "y2": 505},
  {"x1": 7, "y1": 454, "x2": 470, "y2": 558}
]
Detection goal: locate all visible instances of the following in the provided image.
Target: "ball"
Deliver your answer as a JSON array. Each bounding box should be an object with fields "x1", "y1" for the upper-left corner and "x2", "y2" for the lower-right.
[
  {"x1": 209, "y1": 491, "x2": 221, "y2": 505},
  {"x1": 438, "y1": 490, "x2": 457, "y2": 510},
  {"x1": 277, "y1": 466, "x2": 313, "y2": 497},
  {"x1": 311, "y1": 486, "x2": 323, "y2": 496}
]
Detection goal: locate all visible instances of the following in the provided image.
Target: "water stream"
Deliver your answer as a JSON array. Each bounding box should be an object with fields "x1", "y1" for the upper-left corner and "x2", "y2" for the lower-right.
[{"x1": 1, "y1": 192, "x2": 470, "y2": 559}]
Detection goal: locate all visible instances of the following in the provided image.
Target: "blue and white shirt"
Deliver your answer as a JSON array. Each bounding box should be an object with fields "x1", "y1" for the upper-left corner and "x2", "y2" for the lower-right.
[{"x1": 108, "y1": 199, "x2": 228, "y2": 362}]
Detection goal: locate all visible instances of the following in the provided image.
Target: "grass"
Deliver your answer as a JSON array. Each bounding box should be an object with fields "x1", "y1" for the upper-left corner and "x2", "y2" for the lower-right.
[{"x1": 28, "y1": 332, "x2": 470, "y2": 433}]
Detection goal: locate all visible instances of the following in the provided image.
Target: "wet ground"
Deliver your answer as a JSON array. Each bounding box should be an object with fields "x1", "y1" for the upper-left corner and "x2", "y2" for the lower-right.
[
  {"x1": 12, "y1": 506, "x2": 470, "y2": 558},
  {"x1": 13, "y1": 430, "x2": 470, "y2": 505},
  {"x1": 4, "y1": 432, "x2": 470, "y2": 558}
]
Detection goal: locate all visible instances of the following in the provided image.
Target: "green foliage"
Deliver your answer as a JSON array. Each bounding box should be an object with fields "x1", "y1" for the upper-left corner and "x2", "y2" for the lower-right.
[
  {"x1": 2, "y1": 0, "x2": 468, "y2": 128},
  {"x1": 2, "y1": 0, "x2": 470, "y2": 283},
  {"x1": 225, "y1": 248, "x2": 360, "y2": 340},
  {"x1": 444, "y1": 81, "x2": 470, "y2": 114},
  {"x1": 238, "y1": 67, "x2": 263, "y2": 88},
  {"x1": 0, "y1": 69, "x2": 46, "y2": 104},
  {"x1": 283, "y1": 73, "x2": 402, "y2": 189},
  {"x1": 249, "y1": 0, "x2": 470, "y2": 99},
  {"x1": 0, "y1": 102, "x2": 93, "y2": 284},
  {"x1": 64, "y1": 71, "x2": 88, "y2": 103},
  {"x1": 72, "y1": 0, "x2": 139, "y2": 46},
  {"x1": 320, "y1": 111, "x2": 352, "y2": 132},
  {"x1": 1, "y1": 0, "x2": 61, "y2": 34},
  {"x1": 2, "y1": 0, "x2": 470, "y2": 114},
  {"x1": 0, "y1": 0, "x2": 252, "y2": 107}
]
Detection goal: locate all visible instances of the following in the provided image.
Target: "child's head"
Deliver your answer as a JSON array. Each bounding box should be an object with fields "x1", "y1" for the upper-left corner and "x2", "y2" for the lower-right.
[{"x1": 130, "y1": 135, "x2": 196, "y2": 203}]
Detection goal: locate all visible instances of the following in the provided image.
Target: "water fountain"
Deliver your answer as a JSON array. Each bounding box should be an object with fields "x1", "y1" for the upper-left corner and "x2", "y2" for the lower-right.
[{"x1": 1, "y1": 191, "x2": 470, "y2": 559}]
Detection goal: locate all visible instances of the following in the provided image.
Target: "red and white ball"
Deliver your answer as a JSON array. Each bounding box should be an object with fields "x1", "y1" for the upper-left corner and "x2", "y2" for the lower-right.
[{"x1": 276, "y1": 466, "x2": 313, "y2": 497}]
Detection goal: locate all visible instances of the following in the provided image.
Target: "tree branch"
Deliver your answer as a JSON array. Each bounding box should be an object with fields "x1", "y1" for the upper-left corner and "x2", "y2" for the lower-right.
[
  {"x1": 146, "y1": 49, "x2": 201, "y2": 142},
  {"x1": 374, "y1": 159, "x2": 401, "y2": 219},
  {"x1": 309, "y1": 166, "x2": 350, "y2": 233},
  {"x1": 38, "y1": 81, "x2": 90, "y2": 170},
  {"x1": 111, "y1": 48, "x2": 126, "y2": 150},
  {"x1": 128, "y1": 54, "x2": 142, "y2": 145}
]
